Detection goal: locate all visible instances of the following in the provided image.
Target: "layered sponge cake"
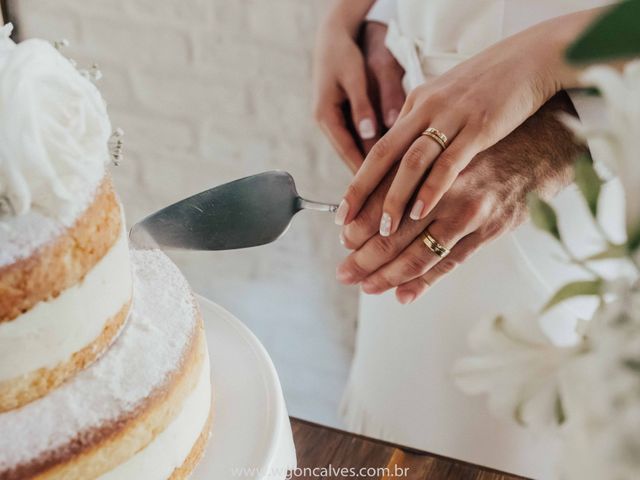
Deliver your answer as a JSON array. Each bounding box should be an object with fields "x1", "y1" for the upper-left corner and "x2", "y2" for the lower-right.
[
  {"x1": 0, "y1": 251, "x2": 211, "y2": 479},
  {"x1": 0, "y1": 23, "x2": 212, "y2": 479},
  {"x1": 0, "y1": 176, "x2": 131, "y2": 412}
]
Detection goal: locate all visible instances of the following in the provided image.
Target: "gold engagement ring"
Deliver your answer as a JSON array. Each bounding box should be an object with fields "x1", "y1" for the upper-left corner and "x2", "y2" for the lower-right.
[{"x1": 421, "y1": 127, "x2": 448, "y2": 150}]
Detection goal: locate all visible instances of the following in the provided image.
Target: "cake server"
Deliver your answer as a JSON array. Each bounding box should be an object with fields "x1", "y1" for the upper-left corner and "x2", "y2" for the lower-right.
[{"x1": 129, "y1": 171, "x2": 338, "y2": 250}]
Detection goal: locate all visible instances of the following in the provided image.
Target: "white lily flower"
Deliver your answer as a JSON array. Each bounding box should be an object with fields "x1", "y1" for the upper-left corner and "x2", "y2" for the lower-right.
[
  {"x1": 566, "y1": 61, "x2": 640, "y2": 238},
  {"x1": 559, "y1": 281, "x2": 640, "y2": 479},
  {"x1": 453, "y1": 312, "x2": 582, "y2": 429}
]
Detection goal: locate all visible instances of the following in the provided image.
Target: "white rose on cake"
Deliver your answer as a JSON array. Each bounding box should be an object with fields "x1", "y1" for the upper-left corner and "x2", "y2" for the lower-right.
[{"x1": 0, "y1": 23, "x2": 111, "y2": 221}]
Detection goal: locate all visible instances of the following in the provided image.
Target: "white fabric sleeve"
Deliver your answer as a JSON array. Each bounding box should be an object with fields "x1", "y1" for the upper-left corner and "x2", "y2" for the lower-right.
[{"x1": 366, "y1": 0, "x2": 397, "y2": 24}]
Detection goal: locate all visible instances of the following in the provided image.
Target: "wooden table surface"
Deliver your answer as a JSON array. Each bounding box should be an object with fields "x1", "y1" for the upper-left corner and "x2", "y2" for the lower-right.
[{"x1": 290, "y1": 418, "x2": 527, "y2": 480}]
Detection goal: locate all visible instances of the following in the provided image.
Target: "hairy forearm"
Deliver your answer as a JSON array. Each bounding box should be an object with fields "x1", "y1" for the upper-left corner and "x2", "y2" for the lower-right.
[
  {"x1": 477, "y1": 91, "x2": 585, "y2": 200},
  {"x1": 324, "y1": 0, "x2": 376, "y2": 37}
]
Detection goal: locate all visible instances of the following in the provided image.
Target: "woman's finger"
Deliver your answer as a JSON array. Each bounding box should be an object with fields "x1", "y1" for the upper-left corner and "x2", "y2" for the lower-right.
[
  {"x1": 380, "y1": 119, "x2": 462, "y2": 236},
  {"x1": 341, "y1": 66, "x2": 378, "y2": 142},
  {"x1": 410, "y1": 127, "x2": 485, "y2": 220},
  {"x1": 360, "y1": 217, "x2": 475, "y2": 294},
  {"x1": 336, "y1": 113, "x2": 423, "y2": 226},
  {"x1": 315, "y1": 102, "x2": 364, "y2": 174},
  {"x1": 394, "y1": 233, "x2": 483, "y2": 304}
]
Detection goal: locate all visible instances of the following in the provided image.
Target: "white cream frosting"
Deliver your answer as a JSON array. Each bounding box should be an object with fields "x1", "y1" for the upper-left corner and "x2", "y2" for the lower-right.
[
  {"x1": 100, "y1": 357, "x2": 212, "y2": 480},
  {"x1": 0, "y1": 250, "x2": 200, "y2": 473},
  {"x1": 0, "y1": 23, "x2": 111, "y2": 221},
  {"x1": 0, "y1": 226, "x2": 131, "y2": 382}
]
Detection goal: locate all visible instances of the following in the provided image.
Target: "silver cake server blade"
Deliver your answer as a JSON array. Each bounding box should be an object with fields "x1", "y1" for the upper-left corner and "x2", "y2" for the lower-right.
[{"x1": 129, "y1": 171, "x2": 338, "y2": 251}]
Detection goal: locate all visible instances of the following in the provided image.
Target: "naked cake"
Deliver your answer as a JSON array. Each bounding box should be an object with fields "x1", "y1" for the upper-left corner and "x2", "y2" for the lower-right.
[{"x1": 0, "y1": 23, "x2": 213, "y2": 479}]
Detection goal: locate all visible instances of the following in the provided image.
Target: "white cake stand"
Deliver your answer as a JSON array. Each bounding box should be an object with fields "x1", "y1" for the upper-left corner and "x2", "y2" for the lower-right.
[{"x1": 191, "y1": 295, "x2": 297, "y2": 480}]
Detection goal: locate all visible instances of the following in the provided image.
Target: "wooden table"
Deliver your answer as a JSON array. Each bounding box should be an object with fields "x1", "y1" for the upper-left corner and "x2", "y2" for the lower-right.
[{"x1": 290, "y1": 418, "x2": 527, "y2": 480}]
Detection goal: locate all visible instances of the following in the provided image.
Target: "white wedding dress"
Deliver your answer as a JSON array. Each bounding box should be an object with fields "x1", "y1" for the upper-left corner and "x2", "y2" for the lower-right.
[{"x1": 341, "y1": 1, "x2": 621, "y2": 479}]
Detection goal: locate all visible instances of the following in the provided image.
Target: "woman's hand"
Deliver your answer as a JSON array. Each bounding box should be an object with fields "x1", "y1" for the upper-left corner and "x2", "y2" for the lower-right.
[
  {"x1": 336, "y1": 92, "x2": 583, "y2": 304},
  {"x1": 334, "y1": 16, "x2": 572, "y2": 234},
  {"x1": 313, "y1": 9, "x2": 404, "y2": 172}
]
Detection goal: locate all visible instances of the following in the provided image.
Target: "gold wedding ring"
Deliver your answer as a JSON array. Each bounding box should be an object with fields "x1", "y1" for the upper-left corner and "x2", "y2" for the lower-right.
[
  {"x1": 421, "y1": 127, "x2": 448, "y2": 150},
  {"x1": 422, "y1": 231, "x2": 450, "y2": 258}
]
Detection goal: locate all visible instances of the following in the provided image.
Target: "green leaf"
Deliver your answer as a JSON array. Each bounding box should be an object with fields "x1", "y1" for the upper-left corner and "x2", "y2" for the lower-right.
[
  {"x1": 543, "y1": 279, "x2": 603, "y2": 312},
  {"x1": 629, "y1": 224, "x2": 640, "y2": 253},
  {"x1": 574, "y1": 155, "x2": 603, "y2": 217},
  {"x1": 575, "y1": 87, "x2": 601, "y2": 97},
  {"x1": 624, "y1": 358, "x2": 640, "y2": 373},
  {"x1": 527, "y1": 193, "x2": 561, "y2": 240},
  {"x1": 567, "y1": 0, "x2": 640, "y2": 63},
  {"x1": 585, "y1": 243, "x2": 629, "y2": 261},
  {"x1": 555, "y1": 393, "x2": 566, "y2": 425}
]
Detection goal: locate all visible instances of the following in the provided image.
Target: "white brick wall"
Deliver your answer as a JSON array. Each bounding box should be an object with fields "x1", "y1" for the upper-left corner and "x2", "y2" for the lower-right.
[{"x1": 15, "y1": 0, "x2": 356, "y2": 427}]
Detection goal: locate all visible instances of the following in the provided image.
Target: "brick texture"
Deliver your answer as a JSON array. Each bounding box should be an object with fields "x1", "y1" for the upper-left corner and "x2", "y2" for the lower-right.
[{"x1": 14, "y1": 0, "x2": 355, "y2": 427}]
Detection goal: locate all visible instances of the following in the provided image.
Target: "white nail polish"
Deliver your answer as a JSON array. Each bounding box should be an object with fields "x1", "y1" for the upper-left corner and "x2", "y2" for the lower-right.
[
  {"x1": 358, "y1": 118, "x2": 375, "y2": 140},
  {"x1": 385, "y1": 109, "x2": 399, "y2": 128},
  {"x1": 339, "y1": 232, "x2": 346, "y2": 246},
  {"x1": 410, "y1": 200, "x2": 424, "y2": 221},
  {"x1": 335, "y1": 199, "x2": 349, "y2": 226},
  {"x1": 379, "y1": 212, "x2": 392, "y2": 237}
]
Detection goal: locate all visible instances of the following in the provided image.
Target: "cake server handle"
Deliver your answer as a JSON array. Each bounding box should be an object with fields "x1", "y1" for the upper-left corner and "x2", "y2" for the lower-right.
[{"x1": 296, "y1": 198, "x2": 338, "y2": 213}]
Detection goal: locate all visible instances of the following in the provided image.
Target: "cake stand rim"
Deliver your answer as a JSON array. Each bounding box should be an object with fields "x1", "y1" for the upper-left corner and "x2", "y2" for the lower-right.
[{"x1": 191, "y1": 293, "x2": 297, "y2": 480}]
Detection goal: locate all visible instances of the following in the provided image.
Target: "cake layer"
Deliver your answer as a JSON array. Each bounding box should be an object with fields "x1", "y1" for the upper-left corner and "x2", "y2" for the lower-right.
[
  {"x1": 0, "y1": 175, "x2": 121, "y2": 322},
  {"x1": 169, "y1": 408, "x2": 214, "y2": 480},
  {"x1": 0, "y1": 250, "x2": 210, "y2": 479},
  {"x1": 0, "y1": 227, "x2": 132, "y2": 382},
  {"x1": 0, "y1": 299, "x2": 130, "y2": 413},
  {"x1": 99, "y1": 356, "x2": 212, "y2": 480},
  {"x1": 0, "y1": 223, "x2": 132, "y2": 412}
]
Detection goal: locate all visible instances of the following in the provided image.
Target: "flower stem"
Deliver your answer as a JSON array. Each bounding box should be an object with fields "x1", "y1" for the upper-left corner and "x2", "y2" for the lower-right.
[{"x1": 560, "y1": 242, "x2": 601, "y2": 278}]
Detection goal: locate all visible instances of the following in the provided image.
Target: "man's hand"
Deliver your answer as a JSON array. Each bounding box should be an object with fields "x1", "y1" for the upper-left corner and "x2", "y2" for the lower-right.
[
  {"x1": 313, "y1": 19, "x2": 404, "y2": 173},
  {"x1": 336, "y1": 92, "x2": 586, "y2": 304}
]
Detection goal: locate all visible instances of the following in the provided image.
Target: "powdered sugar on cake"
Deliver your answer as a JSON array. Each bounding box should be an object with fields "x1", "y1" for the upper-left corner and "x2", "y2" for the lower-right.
[
  {"x1": 0, "y1": 250, "x2": 199, "y2": 470},
  {"x1": 0, "y1": 22, "x2": 111, "y2": 266},
  {"x1": 0, "y1": 178, "x2": 102, "y2": 267}
]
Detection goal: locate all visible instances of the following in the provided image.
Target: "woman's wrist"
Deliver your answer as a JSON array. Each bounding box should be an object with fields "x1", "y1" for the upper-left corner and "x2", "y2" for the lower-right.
[
  {"x1": 325, "y1": 0, "x2": 377, "y2": 38},
  {"x1": 541, "y1": 8, "x2": 608, "y2": 90}
]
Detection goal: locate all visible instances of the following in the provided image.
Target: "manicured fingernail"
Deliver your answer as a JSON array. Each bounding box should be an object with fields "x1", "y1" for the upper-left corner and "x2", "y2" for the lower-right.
[
  {"x1": 358, "y1": 118, "x2": 375, "y2": 140},
  {"x1": 339, "y1": 232, "x2": 346, "y2": 246},
  {"x1": 336, "y1": 266, "x2": 354, "y2": 284},
  {"x1": 385, "y1": 109, "x2": 399, "y2": 128},
  {"x1": 335, "y1": 199, "x2": 349, "y2": 226},
  {"x1": 379, "y1": 212, "x2": 392, "y2": 237},
  {"x1": 397, "y1": 290, "x2": 416, "y2": 304},
  {"x1": 410, "y1": 200, "x2": 424, "y2": 221}
]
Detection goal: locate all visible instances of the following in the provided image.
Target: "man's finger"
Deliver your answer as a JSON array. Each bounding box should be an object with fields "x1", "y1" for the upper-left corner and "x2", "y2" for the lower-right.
[
  {"x1": 359, "y1": 217, "x2": 475, "y2": 294},
  {"x1": 394, "y1": 233, "x2": 483, "y2": 304},
  {"x1": 341, "y1": 169, "x2": 397, "y2": 250},
  {"x1": 337, "y1": 211, "x2": 426, "y2": 284}
]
